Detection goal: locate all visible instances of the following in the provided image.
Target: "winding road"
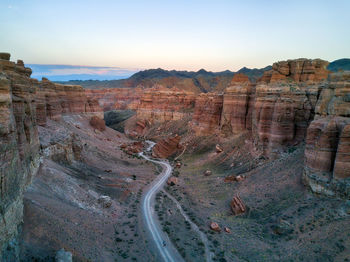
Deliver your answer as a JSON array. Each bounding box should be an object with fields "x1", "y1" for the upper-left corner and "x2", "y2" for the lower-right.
[
  {"x1": 139, "y1": 141, "x2": 184, "y2": 262},
  {"x1": 140, "y1": 141, "x2": 212, "y2": 262}
]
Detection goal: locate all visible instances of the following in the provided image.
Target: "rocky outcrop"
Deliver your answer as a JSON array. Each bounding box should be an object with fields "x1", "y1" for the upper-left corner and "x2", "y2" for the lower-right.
[
  {"x1": 230, "y1": 195, "x2": 246, "y2": 215},
  {"x1": 0, "y1": 53, "x2": 105, "y2": 259},
  {"x1": 261, "y1": 58, "x2": 329, "y2": 83},
  {"x1": 191, "y1": 93, "x2": 223, "y2": 135},
  {"x1": 303, "y1": 71, "x2": 350, "y2": 198},
  {"x1": 152, "y1": 134, "x2": 182, "y2": 158},
  {"x1": 85, "y1": 88, "x2": 143, "y2": 111},
  {"x1": 36, "y1": 79, "x2": 103, "y2": 126},
  {"x1": 0, "y1": 53, "x2": 40, "y2": 260},
  {"x1": 136, "y1": 85, "x2": 195, "y2": 122},
  {"x1": 220, "y1": 73, "x2": 253, "y2": 134}
]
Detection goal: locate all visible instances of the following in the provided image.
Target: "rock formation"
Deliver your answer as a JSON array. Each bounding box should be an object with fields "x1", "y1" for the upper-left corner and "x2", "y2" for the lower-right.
[
  {"x1": 210, "y1": 222, "x2": 221, "y2": 232},
  {"x1": 230, "y1": 195, "x2": 246, "y2": 215},
  {"x1": 152, "y1": 134, "x2": 182, "y2": 158},
  {"x1": 303, "y1": 71, "x2": 350, "y2": 198},
  {"x1": 136, "y1": 85, "x2": 195, "y2": 122},
  {"x1": 220, "y1": 73, "x2": 253, "y2": 134},
  {"x1": 0, "y1": 53, "x2": 104, "y2": 259},
  {"x1": 85, "y1": 87, "x2": 143, "y2": 111},
  {"x1": 36, "y1": 78, "x2": 103, "y2": 126},
  {"x1": 191, "y1": 93, "x2": 224, "y2": 135},
  {"x1": 0, "y1": 53, "x2": 40, "y2": 260}
]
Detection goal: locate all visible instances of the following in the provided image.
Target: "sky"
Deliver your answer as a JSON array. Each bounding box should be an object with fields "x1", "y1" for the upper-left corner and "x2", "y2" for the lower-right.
[{"x1": 1, "y1": 0, "x2": 350, "y2": 80}]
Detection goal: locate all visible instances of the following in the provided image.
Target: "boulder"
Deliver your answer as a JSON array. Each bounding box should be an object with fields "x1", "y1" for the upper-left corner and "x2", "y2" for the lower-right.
[
  {"x1": 224, "y1": 175, "x2": 245, "y2": 182},
  {"x1": 224, "y1": 227, "x2": 231, "y2": 233},
  {"x1": 230, "y1": 195, "x2": 246, "y2": 215},
  {"x1": 215, "y1": 144, "x2": 223, "y2": 153},
  {"x1": 210, "y1": 222, "x2": 221, "y2": 232},
  {"x1": 204, "y1": 170, "x2": 212, "y2": 176}
]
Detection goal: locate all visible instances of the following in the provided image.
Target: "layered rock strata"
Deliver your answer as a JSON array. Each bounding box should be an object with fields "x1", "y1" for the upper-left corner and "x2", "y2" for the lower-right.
[
  {"x1": 136, "y1": 85, "x2": 196, "y2": 122},
  {"x1": 303, "y1": 72, "x2": 350, "y2": 198},
  {"x1": 152, "y1": 134, "x2": 182, "y2": 158},
  {"x1": 191, "y1": 93, "x2": 224, "y2": 135},
  {"x1": 85, "y1": 87, "x2": 143, "y2": 111},
  {"x1": 0, "y1": 53, "x2": 40, "y2": 260},
  {"x1": 0, "y1": 53, "x2": 104, "y2": 259},
  {"x1": 36, "y1": 78, "x2": 103, "y2": 126}
]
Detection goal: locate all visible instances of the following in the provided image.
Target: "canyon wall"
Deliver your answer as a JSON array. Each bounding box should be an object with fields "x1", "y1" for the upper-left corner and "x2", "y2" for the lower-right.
[
  {"x1": 303, "y1": 71, "x2": 350, "y2": 197},
  {"x1": 37, "y1": 78, "x2": 103, "y2": 126},
  {"x1": 136, "y1": 85, "x2": 196, "y2": 122},
  {"x1": 0, "y1": 54, "x2": 40, "y2": 260},
  {"x1": 85, "y1": 87, "x2": 143, "y2": 111},
  {"x1": 129, "y1": 59, "x2": 330, "y2": 154},
  {"x1": 0, "y1": 53, "x2": 103, "y2": 260}
]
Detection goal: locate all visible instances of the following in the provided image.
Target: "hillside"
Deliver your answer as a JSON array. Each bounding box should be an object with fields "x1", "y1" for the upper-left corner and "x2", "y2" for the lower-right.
[
  {"x1": 57, "y1": 66, "x2": 271, "y2": 92},
  {"x1": 328, "y1": 58, "x2": 350, "y2": 72}
]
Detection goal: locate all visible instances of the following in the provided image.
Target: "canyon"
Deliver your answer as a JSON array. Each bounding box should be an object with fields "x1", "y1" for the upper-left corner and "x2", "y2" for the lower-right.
[{"x1": 0, "y1": 52, "x2": 349, "y2": 261}]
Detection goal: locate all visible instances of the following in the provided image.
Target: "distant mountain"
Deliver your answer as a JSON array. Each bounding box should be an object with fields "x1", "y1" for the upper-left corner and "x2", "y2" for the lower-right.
[
  {"x1": 328, "y1": 59, "x2": 350, "y2": 72},
  {"x1": 58, "y1": 66, "x2": 271, "y2": 92}
]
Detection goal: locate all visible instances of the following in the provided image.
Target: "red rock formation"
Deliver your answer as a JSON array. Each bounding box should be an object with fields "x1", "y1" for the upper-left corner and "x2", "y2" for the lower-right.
[
  {"x1": 120, "y1": 141, "x2": 144, "y2": 155},
  {"x1": 261, "y1": 58, "x2": 329, "y2": 83},
  {"x1": 210, "y1": 222, "x2": 221, "y2": 232},
  {"x1": 85, "y1": 88, "x2": 143, "y2": 111},
  {"x1": 252, "y1": 83, "x2": 316, "y2": 154},
  {"x1": 303, "y1": 71, "x2": 350, "y2": 198},
  {"x1": 224, "y1": 175, "x2": 245, "y2": 182},
  {"x1": 136, "y1": 85, "x2": 195, "y2": 122},
  {"x1": 152, "y1": 134, "x2": 182, "y2": 158},
  {"x1": 36, "y1": 79, "x2": 103, "y2": 126},
  {"x1": 191, "y1": 93, "x2": 223, "y2": 135},
  {"x1": 220, "y1": 74, "x2": 253, "y2": 134},
  {"x1": 0, "y1": 53, "x2": 40, "y2": 257},
  {"x1": 230, "y1": 195, "x2": 246, "y2": 215},
  {"x1": 224, "y1": 227, "x2": 231, "y2": 233}
]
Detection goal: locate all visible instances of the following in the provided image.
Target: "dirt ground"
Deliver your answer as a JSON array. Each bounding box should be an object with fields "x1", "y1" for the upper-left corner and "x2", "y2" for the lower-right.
[
  {"x1": 20, "y1": 116, "x2": 158, "y2": 261},
  {"x1": 165, "y1": 143, "x2": 350, "y2": 262}
]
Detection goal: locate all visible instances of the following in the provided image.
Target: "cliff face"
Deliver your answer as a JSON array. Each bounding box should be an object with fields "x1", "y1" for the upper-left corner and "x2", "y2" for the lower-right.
[
  {"x1": 136, "y1": 85, "x2": 196, "y2": 122},
  {"x1": 127, "y1": 59, "x2": 330, "y2": 156},
  {"x1": 191, "y1": 93, "x2": 224, "y2": 135},
  {"x1": 85, "y1": 87, "x2": 143, "y2": 111},
  {"x1": 0, "y1": 53, "x2": 104, "y2": 260},
  {"x1": 0, "y1": 54, "x2": 40, "y2": 260},
  {"x1": 303, "y1": 72, "x2": 350, "y2": 197},
  {"x1": 220, "y1": 73, "x2": 253, "y2": 134},
  {"x1": 37, "y1": 78, "x2": 103, "y2": 126}
]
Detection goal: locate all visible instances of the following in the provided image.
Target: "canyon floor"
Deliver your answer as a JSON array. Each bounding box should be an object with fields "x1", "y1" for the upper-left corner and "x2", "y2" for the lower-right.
[
  {"x1": 19, "y1": 116, "x2": 159, "y2": 261},
  {"x1": 18, "y1": 113, "x2": 350, "y2": 262}
]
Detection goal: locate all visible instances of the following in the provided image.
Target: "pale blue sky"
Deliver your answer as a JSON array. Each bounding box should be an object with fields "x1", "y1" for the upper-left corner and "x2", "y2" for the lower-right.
[{"x1": 1, "y1": 0, "x2": 349, "y2": 71}]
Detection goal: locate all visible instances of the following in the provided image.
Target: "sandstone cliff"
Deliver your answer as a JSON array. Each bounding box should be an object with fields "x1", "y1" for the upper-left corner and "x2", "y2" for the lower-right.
[
  {"x1": 303, "y1": 71, "x2": 350, "y2": 198},
  {"x1": 37, "y1": 78, "x2": 103, "y2": 126},
  {"x1": 85, "y1": 87, "x2": 143, "y2": 111},
  {"x1": 0, "y1": 53, "x2": 104, "y2": 260},
  {"x1": 0, "y1": 53, "x2": 40, "y2": 260},
  {"x1": 136, "y1": 85, "x2": 195, "y2": 123}
]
